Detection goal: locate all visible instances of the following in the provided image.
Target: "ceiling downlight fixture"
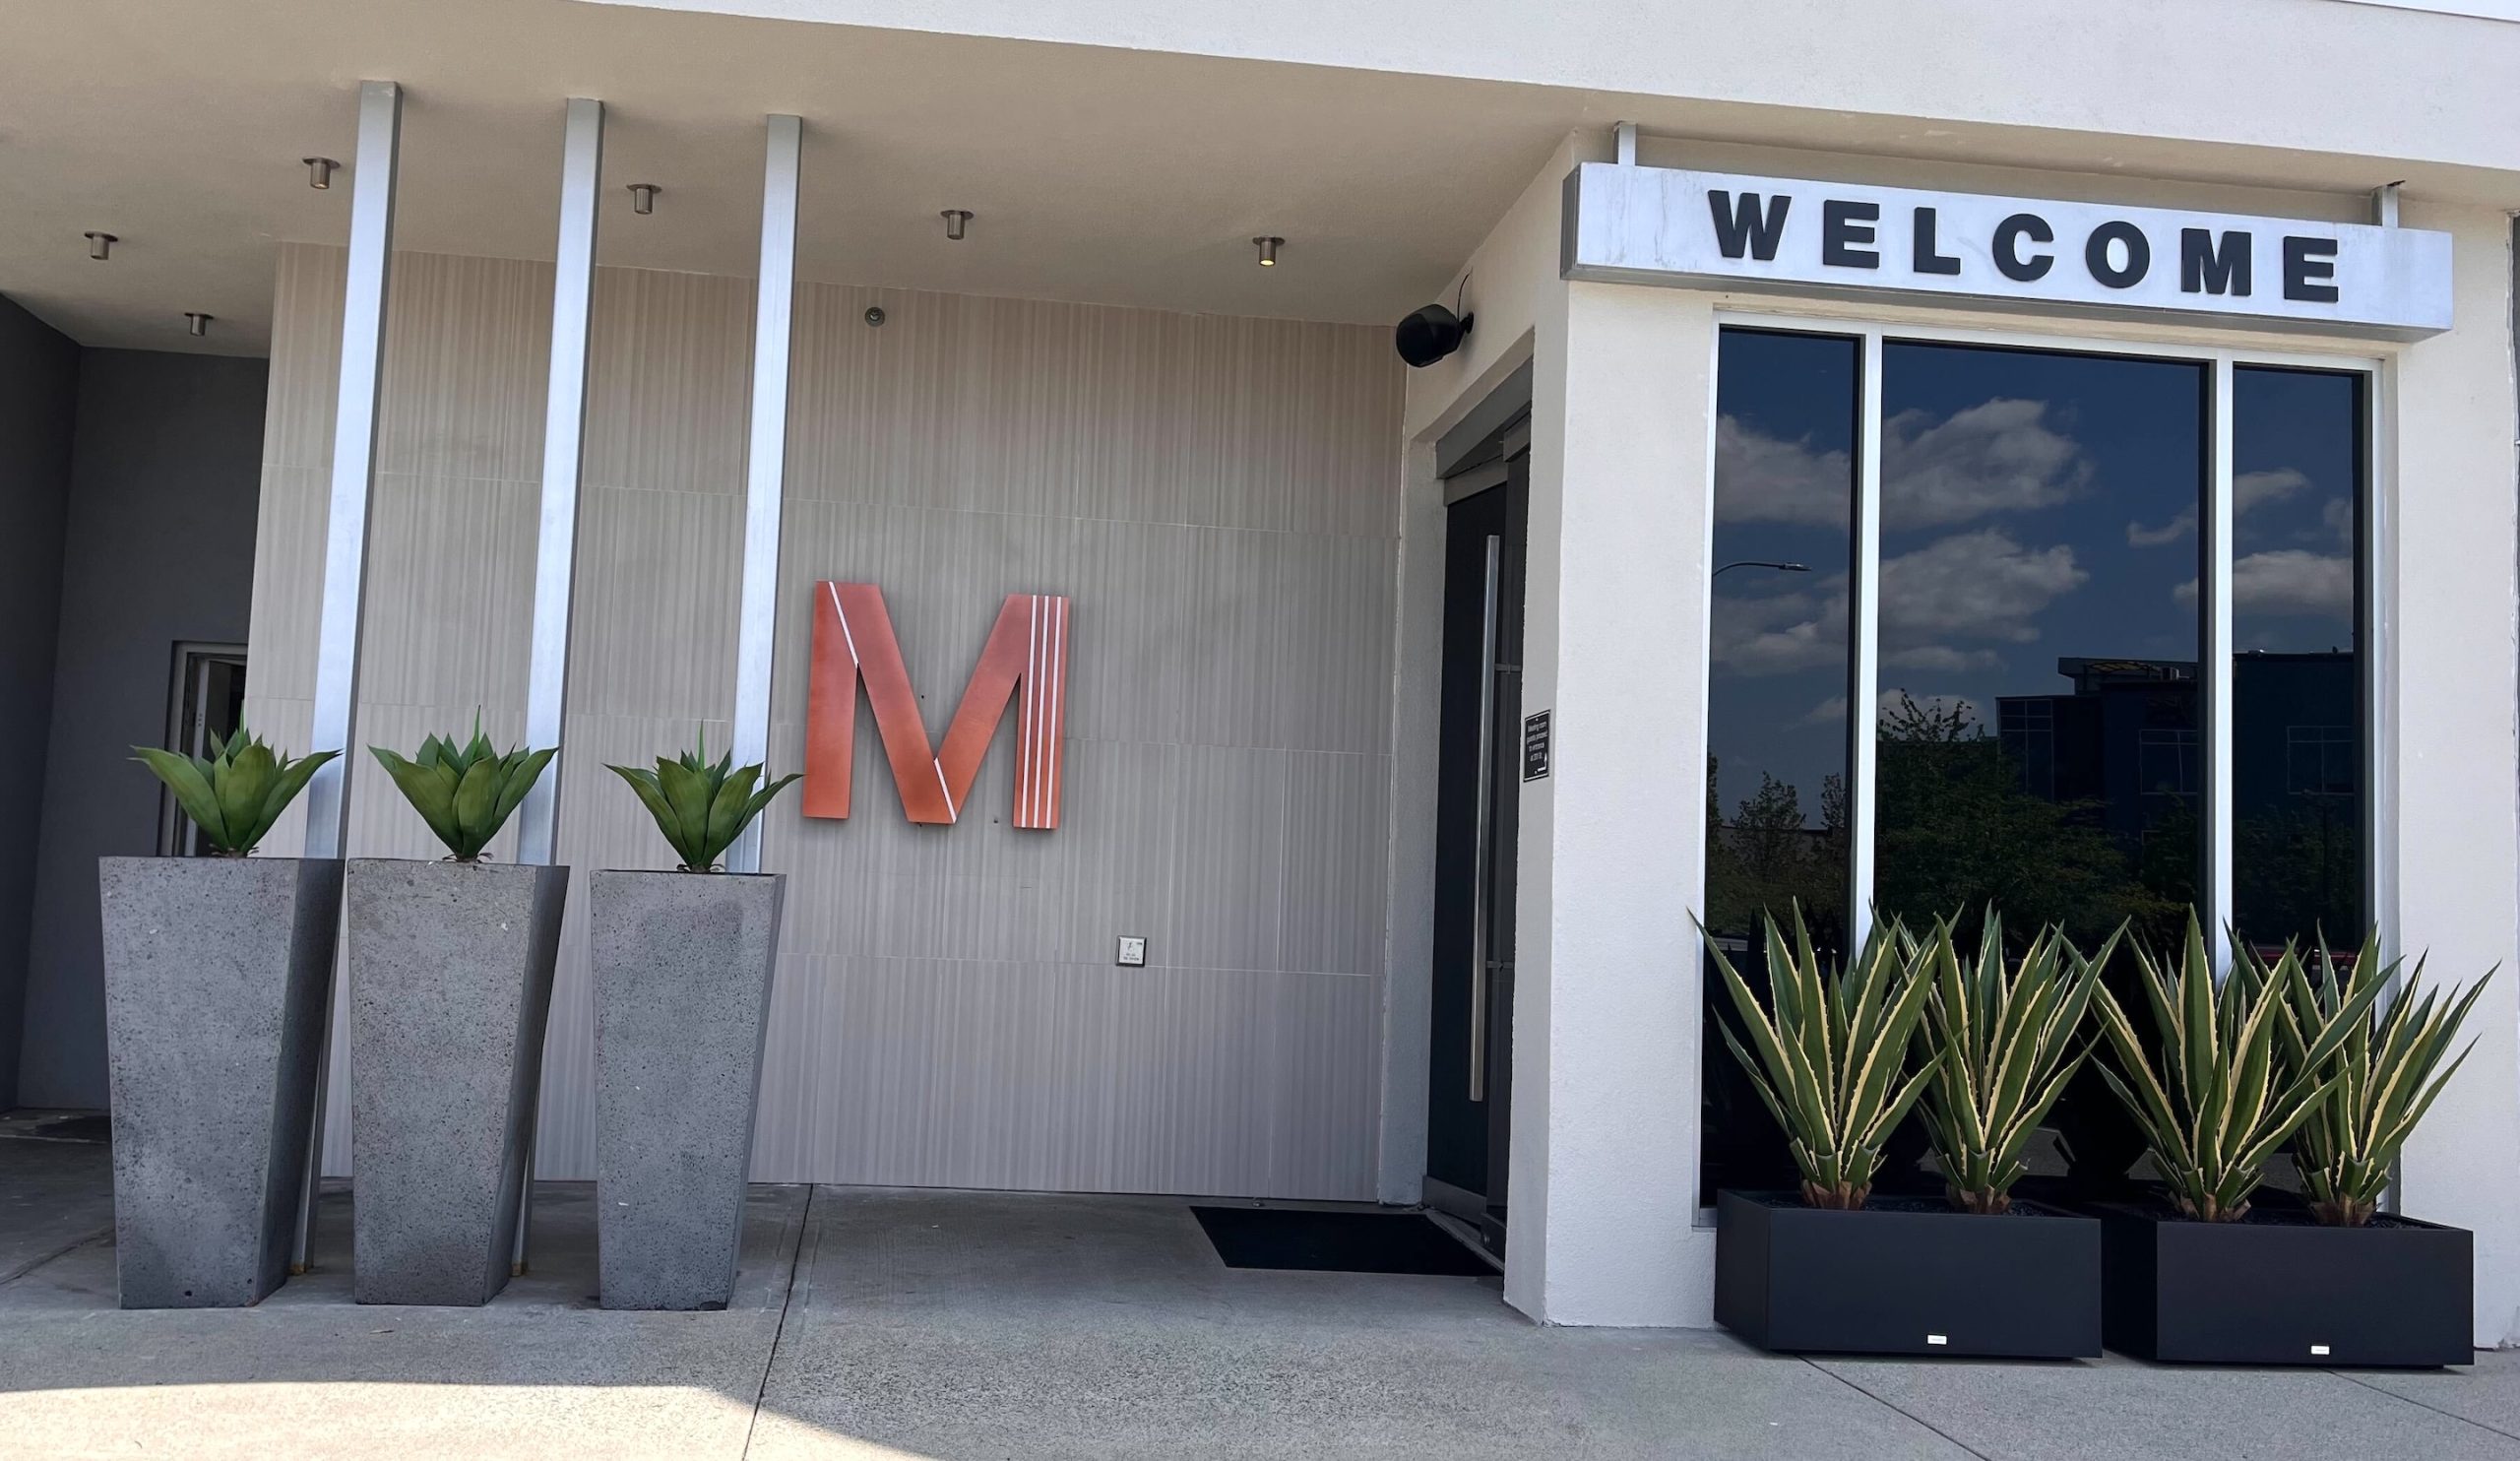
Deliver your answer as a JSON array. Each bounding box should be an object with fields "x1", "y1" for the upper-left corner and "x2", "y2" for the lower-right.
[
  {"x1": 1253, "y1": 235, "x2": 1283, "y2": 267},
  {"x1": 185, "y1": 313, "x2": 213, "y2": 338},
  {"x1": 628, "y1": 183, "x2": 660, "y2": 216},
  {"x1": 85, "y1": 231, "x2": 116, "y2": 261},
  {"x1": 303, "y1": 157, "x2": 339, "y2": 190},
  {"x1": 941, "y1": 209, "x2": 972, "y2": 241}
]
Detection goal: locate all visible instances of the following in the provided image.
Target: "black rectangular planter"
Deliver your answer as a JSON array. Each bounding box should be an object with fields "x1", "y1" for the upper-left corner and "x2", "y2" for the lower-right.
[
  {"x1": 2098, "y1": 1203, "x2": 2472, "y2": 1366},
  {"x1": 1715, "y1": 1189, "x2": 2101, "y2": 1358}
]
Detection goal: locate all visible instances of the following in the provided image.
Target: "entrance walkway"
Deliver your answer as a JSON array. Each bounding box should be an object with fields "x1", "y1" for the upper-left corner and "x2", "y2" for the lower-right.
[{"x1": 3, "y1": 1124, "x2": 2518, "y2": 1458}]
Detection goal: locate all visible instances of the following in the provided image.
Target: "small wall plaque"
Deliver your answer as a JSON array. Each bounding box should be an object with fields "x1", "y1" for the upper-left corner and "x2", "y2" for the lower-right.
[{"x1": 1522, "y1": 711, "x2": 1551, "y2": 782}]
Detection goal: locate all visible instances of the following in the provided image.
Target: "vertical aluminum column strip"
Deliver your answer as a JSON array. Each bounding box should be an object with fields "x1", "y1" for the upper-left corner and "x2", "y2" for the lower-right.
[
  {"x1": 292, "y1": 78, "x2": 402, "y2": 1272},
  {"x1": 1846, "y1": 331, "x2": 1884, "y2": 952},
  {"x1": 509, "y1": 95, "x2": 604, "y2": 1277},
  {"x1": 300, "y1": 80, "x2": 403, "y2": 858},
  {"x1": 724, "y1": 113, "x2": 802, "y2": 875},
  {"x1": 515, "y1": 96, "x2": 604, "y2": 866},
  {"x1": 2205, "y1": 357, "x2": 2236, "y2": 976},
  {"x1": 2365, "y1": 361, "x2": 2398, "y2": 962}
]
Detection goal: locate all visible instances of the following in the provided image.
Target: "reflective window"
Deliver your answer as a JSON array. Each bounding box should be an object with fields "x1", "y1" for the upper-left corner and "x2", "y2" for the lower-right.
[
  {"x1": 1872, "y1": 342, "x2": 2206, "y2": 955},
  {"x1": 1695, "y1": 330, "x2": 2372, "y2": 1206},
  {"x1": 2232, "y1": 366, "x2": 2364, "y2": 951},
  {"x1": 1701, "y1": 328, "x2": 1857, "y2": 1201}
]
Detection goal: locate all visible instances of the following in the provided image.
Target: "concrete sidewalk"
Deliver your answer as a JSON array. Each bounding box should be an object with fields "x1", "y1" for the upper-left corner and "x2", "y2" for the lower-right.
[{"x1": 3, "y1": 1126, "x2": 2518, "y2": 1459}]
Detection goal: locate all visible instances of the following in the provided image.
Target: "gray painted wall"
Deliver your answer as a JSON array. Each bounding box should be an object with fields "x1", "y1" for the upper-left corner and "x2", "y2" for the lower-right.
[
  {"x1": 0, "y1": 297, "x2": 78, "y2": 1109},
  {"x1": 15, "y1": 349, "x2": 268, "y2": 1108}
]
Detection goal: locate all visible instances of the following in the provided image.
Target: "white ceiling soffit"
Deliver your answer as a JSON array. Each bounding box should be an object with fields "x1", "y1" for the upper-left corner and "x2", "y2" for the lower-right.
[
  {"x1": 2327, "y1": 0, "x2": 2519, "y2": 20},
  {"x1": 0, "y1": 0, "x2": 1576, "y2": 352},
  {"x1": 579, "y1": 0, "x2": 2520, "y2": 179},
  {"x1": 4, "y1": 0, "x2": 2516, "y2": 354}
]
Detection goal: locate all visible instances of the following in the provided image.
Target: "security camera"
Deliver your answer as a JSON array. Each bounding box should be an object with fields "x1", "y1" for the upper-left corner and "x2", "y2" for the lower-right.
[{"x1": 1394, "y1": 302, "x2": 1473, "y2": 368}]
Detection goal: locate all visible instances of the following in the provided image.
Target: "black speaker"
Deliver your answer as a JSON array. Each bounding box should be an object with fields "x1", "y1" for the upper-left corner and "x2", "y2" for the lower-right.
[{"x1": 1394, "y1": 303, "x2": 1474, "y2": 368}]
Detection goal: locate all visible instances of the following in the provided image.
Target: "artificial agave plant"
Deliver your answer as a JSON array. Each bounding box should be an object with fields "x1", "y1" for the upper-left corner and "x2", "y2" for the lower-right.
[
  {"x1": 1703, "y1": 904, "x2": 1937, "y2": 1210},
  {"x1": 1914, "y1": 913, "x2": 2118, "y2": 1214},
  {"x1": 2273, "y1": 932, "x2": 2492, "y2": 1227},
  {"x1": 134, "y1": 729, "x2": 338, "y2": 857},
  {"x1": 607, "y1": 732, "x2": 800, "y2": 872},
  {"x1": 2093, "y1": 915, "x2": 2386, "y2": 1222},
  {"x1": 368, "y1": 719, "x2": 556, "y2": 861}
]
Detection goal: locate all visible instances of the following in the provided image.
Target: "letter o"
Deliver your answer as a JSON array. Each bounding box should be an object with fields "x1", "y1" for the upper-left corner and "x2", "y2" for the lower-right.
[{"x1": 2084, "y1": 222, "x2": 2151, "y2": 289}]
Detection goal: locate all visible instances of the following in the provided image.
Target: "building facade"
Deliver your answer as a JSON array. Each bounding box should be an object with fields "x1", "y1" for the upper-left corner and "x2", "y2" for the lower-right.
[{"x1": 1, "y1": 0, "x2": 2515, "y2": 1338}]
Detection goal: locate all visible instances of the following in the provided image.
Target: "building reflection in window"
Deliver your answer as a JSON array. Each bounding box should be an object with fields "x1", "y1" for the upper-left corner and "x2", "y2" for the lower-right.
[
  {"x1": 1873, "y1": 342, "x2": 2207, "y2": 959},
  {"x1": 2232, "y1": 366, "x2": 2364, "y2": 955},
  {"x1": 1699, "y1": 327, "x2": 1857, "y2": 1203},
  {"x1": 1696, "y1": 335, "x2": 2369, "y2": 1202}
]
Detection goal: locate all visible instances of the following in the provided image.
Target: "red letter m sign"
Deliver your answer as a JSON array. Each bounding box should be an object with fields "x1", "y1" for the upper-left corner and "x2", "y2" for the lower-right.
[{"x1": 801, "y1": 583, "x2": 1070, "y2": 829}]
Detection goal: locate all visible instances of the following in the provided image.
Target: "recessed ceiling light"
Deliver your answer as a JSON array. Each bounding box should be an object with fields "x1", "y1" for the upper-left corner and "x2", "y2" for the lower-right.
[{"x1": 1253, "y1": 235, "x2": 1283, "y2": 267}]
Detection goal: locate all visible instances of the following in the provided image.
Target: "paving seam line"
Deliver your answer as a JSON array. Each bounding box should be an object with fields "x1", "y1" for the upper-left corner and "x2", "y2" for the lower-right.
[
  {"x1": 2326, "y1": 1365, "x2": 2520, "y2": 1443},
  {"x1": 740, "y1": 1184, "x2": 819, "y2": 1459},
  {"x1": 1800, "y1": 1358, "x2": 1994, "y2": 1460},
  {"x1": 0, "y1": 1227, "x2": 112, "y2": 1288}
]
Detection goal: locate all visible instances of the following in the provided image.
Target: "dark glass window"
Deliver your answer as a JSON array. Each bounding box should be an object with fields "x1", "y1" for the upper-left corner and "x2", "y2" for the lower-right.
[
  {"x1": 1700, "y1": 327, "x2": 1857, "y2": 1203},
  {"x1": 1872, "y1": 342, "x2": 2206, "y2": 956},
  {"x1": 2232, "y1": 366, "x2": 2364, "y2": 953}
]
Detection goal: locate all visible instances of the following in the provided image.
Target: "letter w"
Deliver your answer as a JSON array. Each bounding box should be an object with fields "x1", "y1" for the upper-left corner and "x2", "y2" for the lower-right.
[
  {"x1": 802, "y1": 583, "x2": 1070, "y2": 829},
  {"x1": 1708, "y1": 191, "x2": 1792, "y2": 261}
]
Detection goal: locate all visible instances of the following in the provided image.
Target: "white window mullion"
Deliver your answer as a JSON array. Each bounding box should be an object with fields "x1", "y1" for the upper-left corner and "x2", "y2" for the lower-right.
[
  {"x1": 2363, "y1": 364, "x2": 2397, "y2": 962},
  {"x1": 2205, "y1": 356, "x2": 2236, "y2": 975},
  {"x1": 1847, "y1": 330, "x2": 1884, "y2": 953}
]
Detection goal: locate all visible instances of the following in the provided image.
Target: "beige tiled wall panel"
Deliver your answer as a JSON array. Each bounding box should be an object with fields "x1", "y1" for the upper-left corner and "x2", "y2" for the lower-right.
[{"x1": 248, "y1": 247, "x2": 1403, "y2": 1199}]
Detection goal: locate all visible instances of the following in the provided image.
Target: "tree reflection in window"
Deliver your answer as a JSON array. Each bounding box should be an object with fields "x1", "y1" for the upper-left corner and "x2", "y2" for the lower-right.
[{"x1": 1699, "y1": 328, "x2": 1857, "y2": 1204}]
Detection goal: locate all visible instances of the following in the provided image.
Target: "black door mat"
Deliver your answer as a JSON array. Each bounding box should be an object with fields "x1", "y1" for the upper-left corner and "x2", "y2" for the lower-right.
[{"x1": 1191, "y1": 1205, "x2": 1494, "y2": 1276}]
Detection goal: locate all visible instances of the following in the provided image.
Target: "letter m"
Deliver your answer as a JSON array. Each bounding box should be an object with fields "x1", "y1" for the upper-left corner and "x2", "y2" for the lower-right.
[
  {"x1": 801, "y1": 583, "x2": 1071, "y2": 829},
  {"x1": 2179, "y1": 227, "x2": 2252, "y2": 297},
  {"x1": 1708, "y1": 190, "x2": 1792, "y2": 261}
]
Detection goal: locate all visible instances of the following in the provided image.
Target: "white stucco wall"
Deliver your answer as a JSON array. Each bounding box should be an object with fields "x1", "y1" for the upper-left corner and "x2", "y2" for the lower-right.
[{"x1": 2387, "y1": 198, "x2": 2520, "y2": 1348}]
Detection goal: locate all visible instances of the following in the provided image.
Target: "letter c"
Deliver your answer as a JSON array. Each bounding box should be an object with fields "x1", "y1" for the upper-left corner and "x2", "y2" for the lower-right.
[{"x1": 1995, "y1": 213, "x2": 2054, "y2": 283}]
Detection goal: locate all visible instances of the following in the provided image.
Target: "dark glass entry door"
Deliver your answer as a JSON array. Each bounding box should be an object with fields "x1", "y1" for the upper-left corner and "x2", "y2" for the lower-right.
[{"x1": 1424, "y1": 455, "x2": 1527, "y2": 1257}]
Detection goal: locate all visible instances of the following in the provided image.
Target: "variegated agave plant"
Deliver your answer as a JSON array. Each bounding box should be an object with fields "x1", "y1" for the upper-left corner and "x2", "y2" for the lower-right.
[
  {"x1": 2093, "y1": 916, "x2": 2385, "y2": 1222},
  {"x1": 1703, "y1": 904, "x2": 1936, "y2": 1210},
  {"x1": 1913, "y1": 914, "x2": 2118, "y2": 1215},
  {"x1": 2272, "y1": 932, "x2": 2492, "y2": 1227}
]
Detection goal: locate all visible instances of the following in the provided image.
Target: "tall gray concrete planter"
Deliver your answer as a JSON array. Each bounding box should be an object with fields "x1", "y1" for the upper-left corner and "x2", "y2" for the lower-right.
[
  {"x1": 97, "y1": 856, "x2": 343, "y2": 1308},
  {"x1": 347, "y1": 858, "x2": 566, "y2": 1306},
  {"x1": 592, "y1": 869, "x2": 785, "y2": 1310}
]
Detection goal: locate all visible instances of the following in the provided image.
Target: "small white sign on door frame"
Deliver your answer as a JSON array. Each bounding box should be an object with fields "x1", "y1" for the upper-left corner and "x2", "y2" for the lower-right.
[{"x1": 1561, "y1": 162, "x2": 2453, "y2": 339}]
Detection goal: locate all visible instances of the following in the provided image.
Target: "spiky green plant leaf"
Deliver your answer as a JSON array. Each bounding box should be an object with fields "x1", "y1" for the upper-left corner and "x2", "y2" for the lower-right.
[
  {"x1": 2274, "y1": 931, "x2": 2493, "y2": 1226},
  {"x1": 2093, "y1": 913, "x2": 2387, "y2": 1221},
  {"x1": 1700, "y1": 904, "x2": 1934, "y2": 1210},
  {"x1": 607, "y1": 730, "x2": 801, "y2": 870},
  {"x1": 1914, "y1": 912, "x2": 2115, "y2": 1214},
  {"x1": 368, "y1": 715, "x2": 554, "y2": 860},
  {"x1": 132, "y1": 730, "x2": 338, "y2": 857},
  {"x1": 136, "y1": 730, "x2": 340, "y2": 856}
]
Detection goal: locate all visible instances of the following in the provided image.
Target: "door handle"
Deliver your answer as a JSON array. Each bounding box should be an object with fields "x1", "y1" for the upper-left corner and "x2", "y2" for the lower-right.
[{"x1": 1469, "y1": 533, "x2": 1501, "y2": 1103}]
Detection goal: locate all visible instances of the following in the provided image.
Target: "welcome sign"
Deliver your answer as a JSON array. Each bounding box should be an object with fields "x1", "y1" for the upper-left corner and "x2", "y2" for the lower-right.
[{"x1": 1561, "y1": 162, "x2": 2453, "y2": 338}]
